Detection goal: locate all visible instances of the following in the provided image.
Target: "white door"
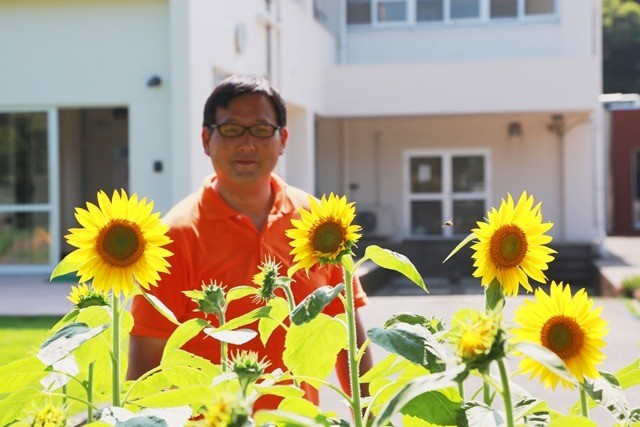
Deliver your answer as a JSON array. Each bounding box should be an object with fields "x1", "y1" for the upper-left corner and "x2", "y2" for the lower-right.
[
  {"x1": 0, "y1": 109, "x2": 59, "y2": 273},
  {"x1": 404, "y1": 149, "x2": 490, "y2": 238}
]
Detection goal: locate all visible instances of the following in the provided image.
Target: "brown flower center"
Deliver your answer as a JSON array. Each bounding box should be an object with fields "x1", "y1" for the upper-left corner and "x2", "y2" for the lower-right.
[
  {"x1": 489, "y1": 224, "x2": 528, "y2": 269},
  {"x1": 96, "y1": 219, "x2": 144, "y2": 267},
  {"x1": 311, "y1": 220, "x2": 345, "y2": 254},
  {"x1": 540, "y1": 315, "x2": 585, "y2": 360}
]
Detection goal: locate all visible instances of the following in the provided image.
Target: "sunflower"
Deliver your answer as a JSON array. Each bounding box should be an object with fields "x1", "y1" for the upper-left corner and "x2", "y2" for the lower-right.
[
  {"x1": 67, "y1": 283, "x2": 109, "y2": 309},
  {"x1": 51, "y1": 190, "x2": 172, "y2": 296},
  {"x1": 471, "y1": 191, "x2": 555, "y2": 296},
  {"x1": 286, "y1": 193, "x2": 361, "y2": 276},
  {"x1": 511, "y1": 281, "x2": 609, "y2": 389}
]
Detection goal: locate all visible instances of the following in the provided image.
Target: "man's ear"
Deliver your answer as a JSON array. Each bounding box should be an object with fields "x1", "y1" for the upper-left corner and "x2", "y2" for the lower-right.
[
  {"x1": 279, "y1": 127, "x2": 289, "y2": 155},
  {"x1": 202, "y1": 127, "x2": 211, "y2": 156}
]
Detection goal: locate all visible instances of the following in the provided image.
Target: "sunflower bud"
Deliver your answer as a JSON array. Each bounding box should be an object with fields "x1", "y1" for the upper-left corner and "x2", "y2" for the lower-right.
[
  {"x1": 31, "y1": 403, "x2": 66, "y2": 427},
  {"x1": 184, "y1": 280, "x2": 226, "y2": 318},
  {"x1": 252, "y1": 256, "x2": 290, "y2": 303},
  {"x1": 228, "y1": 350, "x2": 270, "y2": 394},
  {"x1": 449, "y1": 309, "x2": 505, "y2": 371},
  {"x1": 67, "y1": 283, "x2": 109, "y2": 309}
]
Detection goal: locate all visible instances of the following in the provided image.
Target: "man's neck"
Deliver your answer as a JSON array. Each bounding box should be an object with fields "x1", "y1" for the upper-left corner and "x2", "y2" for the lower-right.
[{"x1": 214, "y1": 177, "x2": 274, "y2": 230}]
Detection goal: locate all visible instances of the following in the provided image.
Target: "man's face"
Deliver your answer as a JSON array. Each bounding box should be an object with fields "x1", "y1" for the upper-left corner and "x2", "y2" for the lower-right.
[{"x1": 202, "y1": 93, "x2": 288, "y2": 185}]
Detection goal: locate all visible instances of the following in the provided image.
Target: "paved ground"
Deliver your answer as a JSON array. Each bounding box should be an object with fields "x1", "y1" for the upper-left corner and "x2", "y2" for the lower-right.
[{"x1": 0, "y1": 237, "x2": 638, "y2": 425}]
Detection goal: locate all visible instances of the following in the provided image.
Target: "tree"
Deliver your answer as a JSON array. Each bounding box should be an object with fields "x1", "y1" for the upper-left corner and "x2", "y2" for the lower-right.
[{"x1": 603, "y1": 0, "x2": 640, "y2": 94}]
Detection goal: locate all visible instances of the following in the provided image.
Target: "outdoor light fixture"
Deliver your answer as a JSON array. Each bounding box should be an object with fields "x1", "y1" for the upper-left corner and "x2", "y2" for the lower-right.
[
  {"x1": 547, "y1": 114, "x2": 565, "y2": 137},
  {"x1": 507, "y1": 121, "x2": 523, "y2": 138},
  {"x1": 146, "y1": 75, "x2": 162, "y2": 88}
]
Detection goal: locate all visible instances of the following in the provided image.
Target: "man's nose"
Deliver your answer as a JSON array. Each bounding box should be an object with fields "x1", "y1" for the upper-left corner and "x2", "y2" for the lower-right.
[{"x1": 236, "y1": 134, "x2": 257, "y2": 151}]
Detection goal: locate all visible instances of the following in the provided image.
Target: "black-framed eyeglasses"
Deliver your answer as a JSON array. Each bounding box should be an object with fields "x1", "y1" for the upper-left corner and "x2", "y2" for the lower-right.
[{"x1": 207, "y1": 123, "x2": 280, "y2": 139}]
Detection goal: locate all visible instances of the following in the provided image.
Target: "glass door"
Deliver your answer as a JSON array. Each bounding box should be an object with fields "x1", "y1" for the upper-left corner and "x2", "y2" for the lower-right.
[
  {"x1": 0, "y1": 110, "x2": 59, "y2": 273},
  {"x1": 404, "y1": 149, "x2": 489, "y2": 238}
]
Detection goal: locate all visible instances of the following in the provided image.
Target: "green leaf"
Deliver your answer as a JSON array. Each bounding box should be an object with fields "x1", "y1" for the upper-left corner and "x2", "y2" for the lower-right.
[
  {"x1": 582, "y1": 371, "x2": 633, "y2": 423},
  {"x1": 290, "y1": 284, "x2": 345, "y2": 325},
  {"x1": 485, "y1": 279, "x2": 504, "y2": 311},
  {"x1": 278, "y1": 396, "x2": 322, "y2": 418},
  {"x1": 443, "y1": 232, "x2": 476, "y2": 263},
  {"x1": 367, "y1": 323, "x2": 447, "y2": 371},
  {"x1": 615, "y1": 359, "x2": 640, "y2": 390},
  {"x1": 360, "y1": 353, "x2": 399, "y2": 383},
  {"x1": 283, "y1": 313, "x2": 347, "y2": 380},
  {"x1": 400, "y1": 388, "x2": 462, "y2": 425},
  {"x1": 459, "y1": 401, "x2": 505, "y2": 427},
  {"x1": 226, "y1": 285, "x2": 258, "y2": 304},
  {"x1": 132, "y1": 384, "x2": 215, "y2": 407},
  {"x1": 383, "y1": 312, "x2": 444, "y2": 333},
  {"x1": 161, "y1": 349, "x2": 220, "y2": 386},
  {"x1": 513, "y1": 398, "x2": 550, "y2": 426},
  {"x1": 164, "y1": 318, "x2": 208, "y2": 353},
  {"x1": 371, "y1": 365, "x2": 466, "y2": 427},
  {"x1": 216, "y1": 306, "x2": 272, "y2": 331},
  {"x1": 364, "y1": 245, "x2": 427, "y2": 292},
  {"x1": 0, "y1": 357, "x2": 46, "y2": 393},
  {"x1": 0, "y1": 386, "x2": 44, "y2": 425},
  {"x1": 259, "y1": 296, "x2": 290, "y2": 345},
  {"x1": 512, "y1": 342, "x2": 575, "y2": 385},
  {"x1": 37, "y1": 321, "x2": 109, "y2": 366},
  {"x1": 49, "y1": 253, "x2": 82, "y2": 280},
  {"x1": 254, "y1": 383, "x2": 306, "y2": 400},
  {"x1": 138, "y1": 289, "x2": 180, "y2": 325},
  {"x1": 548, "y1": 415, "x2": 598, "y2": 426}
]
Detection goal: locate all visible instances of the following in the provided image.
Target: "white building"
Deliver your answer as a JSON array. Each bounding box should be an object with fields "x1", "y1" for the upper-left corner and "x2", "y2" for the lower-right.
[{"x1": 0, "y1": 0, "x2": 604, "y2": 277}]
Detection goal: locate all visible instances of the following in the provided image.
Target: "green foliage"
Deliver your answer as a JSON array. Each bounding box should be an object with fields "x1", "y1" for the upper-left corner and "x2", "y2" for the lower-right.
[
  {"x1": 621, "y1": 274, "x2": 640, "y2": 298},
  {"x1": 603, "y1": 0, "x2": 640, "y2": 93}
]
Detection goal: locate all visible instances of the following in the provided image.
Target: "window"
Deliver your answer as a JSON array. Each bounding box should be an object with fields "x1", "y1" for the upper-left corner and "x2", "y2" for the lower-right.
[
  {"x1": 347, "y1": 0, "x2": 372, "y2": 24},
  {"x1": 348, "y1": 0, "x2": 556, "y2": 26},
  {"x1": 490, "y1": 0, "x2": 517, "y2": 18},
  {"x1": 377, "y1": 0, "x2": 407, "y2": 22},
  {"x1": 416, "y1": 0, "x2": 443, "y2": 22},
  {"x1": 451, "y1": 0, "x2": 480, "y2": 19},
  {"x1": 405, "y1": 150, "x2": 489, "y2": 238}
]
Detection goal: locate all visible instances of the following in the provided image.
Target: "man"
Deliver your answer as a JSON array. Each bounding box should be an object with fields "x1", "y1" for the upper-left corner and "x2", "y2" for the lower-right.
[{"x1": 128, "y1": 74, "x2": 372, "y2": 410}]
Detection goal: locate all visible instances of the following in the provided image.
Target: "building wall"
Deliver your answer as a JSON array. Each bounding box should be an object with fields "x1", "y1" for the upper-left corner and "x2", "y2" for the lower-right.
[
  {"x1": 0, "y1": 0, "x2": 172, "y2": 211},
  {"x1": 345, "y1": 0, "x2": 596, "y2": 64},
  {"x1": 318, "y1": 111, "x2": 596, "y2": 241},
  {"x1": 611, "y1": 109, "x2": 640, "y2": 235}
]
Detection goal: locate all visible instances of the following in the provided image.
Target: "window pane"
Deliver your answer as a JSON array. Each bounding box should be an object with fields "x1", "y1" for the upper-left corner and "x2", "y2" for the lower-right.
[
  {"x1": 347, "y1": 0, "x2": 371, "y2": 24},
  {"x1": 451, "y1": 0, "x2": 480, "y2": 19},
  {"x1": 0, "y1": 211, "x2": 50, "y2": 264},
  {"x1": 417, "y1": 0, "x2": 443, "y2": 21},
  {"x1": 452, "y1": 155, "x2": 485, "y2": 192},
  {"x1": 411, "y1": 201, "x2": 442, "y2": 236},
  {"x1": 377, "y1": 1, "x2": 407, "y2": 22},
  {"x1": 0, "y1": 112, "x2": 49, "y2": 205},
  {"x1": 491, "y1": 0, "x2": 517, "y2": 18},
  {"x1": 453, "y1": 200, "x2": 485, "y2": 235},
  {"x1": 410, "y1": 157, "x2": 442, "y2": 193},
  {"x1": 526, "y1": 0, "x2": 554, "y2": 15}
]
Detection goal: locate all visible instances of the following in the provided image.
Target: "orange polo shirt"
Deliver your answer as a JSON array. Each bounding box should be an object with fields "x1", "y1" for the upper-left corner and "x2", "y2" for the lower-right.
[{"x1": 130, "y1": 174, "x2": 368, "y2": 409}]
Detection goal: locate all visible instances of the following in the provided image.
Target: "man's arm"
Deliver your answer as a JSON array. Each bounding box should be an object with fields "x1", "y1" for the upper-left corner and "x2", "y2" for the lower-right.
[
  {"x1": 126, "y1": 335, "x2": 168, "y2": 380},
  {"x1": 336, "y1": 310, "x2": 374, "y2": 398}
]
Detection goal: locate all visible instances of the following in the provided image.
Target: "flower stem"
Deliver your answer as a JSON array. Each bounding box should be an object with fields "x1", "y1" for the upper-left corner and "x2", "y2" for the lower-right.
[
  {"x1": 219, "y1": 310, "x2": 228, "y2": 372},
  {"x1": 281, "y1": 283, "x2": 296, "y2": 313},
  {"x1": 342, "y1": 264, "x2": 363, "y2": 427},
  {"x1": 111, "y1": 291, "x2": 121, "y2": 407},
  {"x1": 580, "y1": 386, "x2": 590, "y2": 418},
  {"x1": 497, "y1": 359, "x2": 514, "y2": 427},
  {"x1": 87, "y1": 362, "x2": 94, "y2": 422}
]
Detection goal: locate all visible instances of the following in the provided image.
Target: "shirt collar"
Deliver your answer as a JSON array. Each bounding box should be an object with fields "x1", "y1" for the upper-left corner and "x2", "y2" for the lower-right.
[{"x1": 200, "y1": 174, "x2": 294, "y2": 220}]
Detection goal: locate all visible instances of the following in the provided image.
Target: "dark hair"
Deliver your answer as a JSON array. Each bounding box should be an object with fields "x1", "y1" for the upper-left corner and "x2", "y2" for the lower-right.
[{"x1": 202, "y1": 74, "x2": 287, "y2": 127}]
